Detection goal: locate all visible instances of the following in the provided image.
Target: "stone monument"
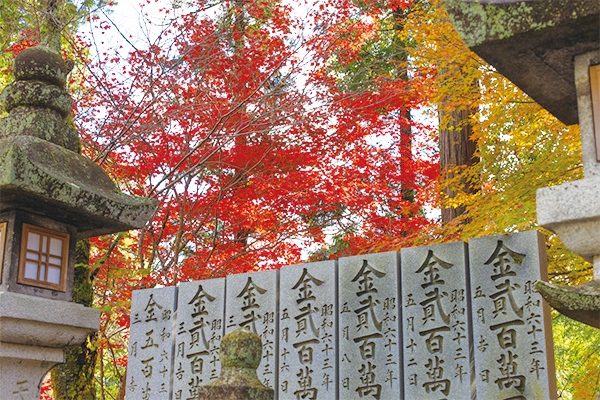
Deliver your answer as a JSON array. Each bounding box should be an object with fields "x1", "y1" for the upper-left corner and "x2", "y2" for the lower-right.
[
  {"x1": 0, "y1": 44, "x2": 157, "y2": 398},
  {"x1": 443, "y1": 0, "x2": 600, "y2": 328}
]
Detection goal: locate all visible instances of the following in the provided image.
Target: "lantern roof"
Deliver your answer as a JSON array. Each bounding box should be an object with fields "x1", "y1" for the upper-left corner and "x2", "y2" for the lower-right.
[
  {"x1": 443, "y1": 0, "x2": 599, "y2": 126},
  {"x1": 0, "y1": 46, "x2": 157, "y2": 239}
]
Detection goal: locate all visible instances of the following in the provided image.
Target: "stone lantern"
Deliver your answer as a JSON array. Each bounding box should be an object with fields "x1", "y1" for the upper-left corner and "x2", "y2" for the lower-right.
[
  {"x1": 0, "y1": 46, "x2": 157, "y2": 398},
  {"x1": 442, "y1": 0, "x2": 600, "y2": 327}
]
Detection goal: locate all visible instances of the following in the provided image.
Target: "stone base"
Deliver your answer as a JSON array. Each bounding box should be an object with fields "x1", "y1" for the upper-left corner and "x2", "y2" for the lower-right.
[
  {"x1": 0, "y1": 343, "x2": 63, "y2": 400},
  {"x1": 0, "y1": 291, "x2": 101, "y2": 399}
]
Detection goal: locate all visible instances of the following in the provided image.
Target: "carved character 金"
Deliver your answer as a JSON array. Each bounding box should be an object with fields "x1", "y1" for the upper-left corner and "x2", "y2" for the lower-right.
[
  {"x1": 144, "y1": 293, "x2": 163, "y2": 322},
  {"x1": 352, "y1": 260, "x2": 386, "y2": 297},
  {"x1": 293, "y1": 268, "x2": 324, "y2": 304},
  {"x1": 237, "y1": 277, "x2": 267, "y2": 333},
  {"x1": 484, "y1": 241, "x2": 525, "y2": 281},
  {"x1": 416, "y1": 250, "x2": 453, "y2": 289}
]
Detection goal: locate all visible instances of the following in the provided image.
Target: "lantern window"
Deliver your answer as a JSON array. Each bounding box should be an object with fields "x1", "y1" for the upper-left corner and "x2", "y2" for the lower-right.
[{"x1": 18, "y1": 224, "x2": 68, "y2": 291}]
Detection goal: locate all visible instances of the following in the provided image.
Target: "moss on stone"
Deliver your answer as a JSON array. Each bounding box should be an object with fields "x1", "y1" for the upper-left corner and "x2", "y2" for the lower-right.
[
  {"x1": 51, "y1": 238, "x2": 98, "y2": 399},
  {"x1": 444, "y1": 0, "x2": 594, "y2": 48},
  {"x1": 197, "y1": 328, "x2": 274, "y2": 400}
]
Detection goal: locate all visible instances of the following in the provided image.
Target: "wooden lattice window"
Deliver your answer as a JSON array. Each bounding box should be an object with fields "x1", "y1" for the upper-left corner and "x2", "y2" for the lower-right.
[
  {"x1": 0, "y1": 222, "x2": 6, "y2": 284},
  {"x1": 18, "y1": 224, "x2": 69, "y2": 291}
]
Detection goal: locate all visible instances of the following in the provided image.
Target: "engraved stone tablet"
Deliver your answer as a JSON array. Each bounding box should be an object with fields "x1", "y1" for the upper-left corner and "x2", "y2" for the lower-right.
[
  {"x1": 225, "y1": 269, "x2": 279, "y2": 392},
  {"x1": 469, "y1": 230, "x2": 557, "y2": 400},
  {"x1": 338, "y1": 252, "x2": 401, "y2": 399},
  {"x1": 279, "y1": 261, "x2": 337, "y2": 400},
  {"x1": 172, "y1": 278, "x2": 225, "y2": 400},
  {"x1": 401, "y1": 241, "x2": 473, "y2": 399},
  {"x1": 126, "y1": 286, "x2": 178, "y2": 399}
]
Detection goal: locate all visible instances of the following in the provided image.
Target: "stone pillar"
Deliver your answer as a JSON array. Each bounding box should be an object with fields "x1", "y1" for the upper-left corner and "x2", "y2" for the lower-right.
[
  {"x1": 0, "y1": 291, "x2": 100, "y2": 399},
  {"x1": 196, "y1": 328, "x2": 274, "y2": 400},
  {"x1": 535, "y1": 49, "x2": 600, "y2": 328}
]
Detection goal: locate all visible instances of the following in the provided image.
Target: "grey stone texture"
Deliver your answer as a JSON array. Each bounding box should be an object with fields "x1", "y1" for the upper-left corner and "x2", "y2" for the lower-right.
[
  {"x1": 278, "y1": 261, "x2": 337, "y2": 400},
  {"x1": 0, "y1": 45, "x2": 157, "y2": 240},
  {"x1": 196, "y1": 327, "x2": 274, "y2": 400},
  {"x1": 126, "y1": 286, "x2": 178, "y2": 400},
  {"x1": 173, "y1": 279, "x2": 226, "y2": 400},
  {"x1": 401, "y1": 241, "x2": 473, "y2": 399},
  {"x1": 536, "y1": 51, "x2": 600, "y2": 263},
  {"x1": 225, "y1": 269, "x2": 279, "y2": 392},
  {"x1": 0, "y1": 291, "x2": 101, "y2": 399},
  {"x1": 469, "y1": 231, "x2": 557, "y2": 400},
  {"x1": 575, "y1": 50, "x2": 600, "y2": 177},
  {"x1": 338, "y1": 252, "x2": 401, "y2": 400},
  {"x1": 443, "y1": 0, "x2": 599, "y2": 126}
]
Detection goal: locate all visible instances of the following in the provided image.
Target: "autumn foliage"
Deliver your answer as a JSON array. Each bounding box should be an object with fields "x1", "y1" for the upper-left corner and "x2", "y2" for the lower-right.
[{"x1": 1, "y1": 0, "x2": 599, "y2": 398}]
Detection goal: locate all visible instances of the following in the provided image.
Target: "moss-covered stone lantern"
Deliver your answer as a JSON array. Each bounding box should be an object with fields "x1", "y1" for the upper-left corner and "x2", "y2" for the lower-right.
[
  {"x1": 443, "y1": 0, "x2": 600, "y2": 328},
  {"x1": 0, "y1": 46, "x2": 157, "y2": 398}
]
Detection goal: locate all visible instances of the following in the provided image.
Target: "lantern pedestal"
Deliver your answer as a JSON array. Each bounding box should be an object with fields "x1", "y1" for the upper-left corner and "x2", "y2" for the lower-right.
[{"x1": 0, "y1": 291, "x2": 101, "y2": 399}]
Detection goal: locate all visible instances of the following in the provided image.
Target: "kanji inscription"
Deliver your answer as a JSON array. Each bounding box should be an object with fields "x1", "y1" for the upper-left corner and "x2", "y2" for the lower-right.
[
  {"x1": 469, "y1": 231, "x2": 557, "y2": 400},
  {"x1": 173, "y1": 279, "x2": 225, "y2": 400},
  {"x1": 279, "y1": 260, "x2": 337, "y2": 400},
  {"x1": 339, "y1": 252, "x2": 401, "y2": 400},
  {"x1": 401, "y1": 241, "x2": 473, "y2": 399},
  {"x1": 225, "y1": 269, "x2": 279, "y2": 394},
  {"x1": 127, "y1": 286, "x2": 177, "y2": 400}
]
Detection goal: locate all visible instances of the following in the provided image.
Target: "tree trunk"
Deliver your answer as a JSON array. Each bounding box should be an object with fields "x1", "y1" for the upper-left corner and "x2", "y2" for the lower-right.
[
  {"x1": 439, "y1": 66, "x2": 479, "y2": 225},
  {"x1": 51, "y1": 239, "x2": 98, "y2": 400}
]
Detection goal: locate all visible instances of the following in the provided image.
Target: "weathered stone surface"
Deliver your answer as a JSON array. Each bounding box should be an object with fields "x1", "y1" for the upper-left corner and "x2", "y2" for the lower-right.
[
  {"x1": 279, "y1": 261, "x2": 337, "y2": 399},
  {"x1": 126, "y1": 286, "x2": 177, "y2": 400},
  {"x1": 0, "y1": 44, "x2": 158, "y2": 239},
  {"x1": 13, "y1": 46, "x2": 71, "y2": 87},
  {"x1": 225, "y1": 269, "x2": 279, "y2": 391},
  {"x1": 197, "y1": 327, "x2": 274, "y2": 400},
  {"x1": 401, "y1": 242, "x2": 473, "y2": 399},
  {"x1": 338, "y1": 252, "x2": 401, "y2": 399},
  {"x1": 0, "y1": 290, "x2": 100, "y2": 347},
  {"x1": 537, "y1": 176, "x2": 600, "y2": 262},
  {"x1": 574, "y1": 50, "x2": 600, "y2": 177},
  {"x1": 0, "y1": 136, "x2": 157, "y2": 239},
  {"x1": 174, "y1": 279, "x2": 226, "y2": 399},
  {"x1": 443, "y1": 0, "x2": 599, "y2": 125},
  {"x1": 535, "y1": 279, "x2": 600, "y2": 328},
  {"x1": 0, "y1": 291, "x2": 101, "y2": 400},
  {"x1": 469, "y1": 231, "x2": 557, "y2": 400},
  {"x1": 1, "y1": 80, "x2": 73, "y2": 118},
  {"x1": 0, "y1": 342, "x2": 64, "y2": 400}
]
